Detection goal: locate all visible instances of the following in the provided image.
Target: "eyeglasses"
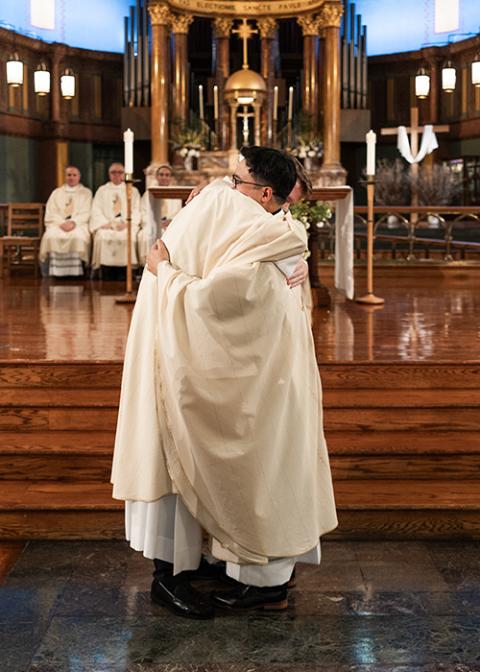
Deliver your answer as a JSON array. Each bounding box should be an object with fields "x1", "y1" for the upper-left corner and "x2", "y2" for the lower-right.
[
  {"x1": 231, "y1": 174, "x2": 271, "y2": 190},
  {"x1": 109, "y1": 170, "x2": 124, "y2": 175}
]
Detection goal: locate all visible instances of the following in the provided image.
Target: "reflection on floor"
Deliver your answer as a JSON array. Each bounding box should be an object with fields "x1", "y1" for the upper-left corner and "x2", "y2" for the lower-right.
[
  {"x1": 1, "y1": 269, "x2": 479, "y2": 362},
  {"x1": 1, "y1": 540, "x2": 480, "y2": 672}
]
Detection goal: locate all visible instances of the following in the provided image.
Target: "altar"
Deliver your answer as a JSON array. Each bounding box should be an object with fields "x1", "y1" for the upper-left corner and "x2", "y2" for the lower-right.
[{"x1": 148, "y1": 184, "x2": 355, "y2": 301}]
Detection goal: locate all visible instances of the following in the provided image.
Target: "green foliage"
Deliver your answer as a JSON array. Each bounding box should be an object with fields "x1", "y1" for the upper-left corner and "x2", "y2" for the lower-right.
[{"x1": 290, "y1": 200, "x2": 332, "y2": 226}]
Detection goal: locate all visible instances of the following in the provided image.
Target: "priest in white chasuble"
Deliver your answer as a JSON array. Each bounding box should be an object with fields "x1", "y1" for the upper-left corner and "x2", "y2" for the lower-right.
[
  {"x1": 90, "y1": 163, "x2": 141, "y2": 270},
  {"x1": 111, "y1": 147, "x2": 337, "y2": 620},
  {"x1": 138, "y1": 164, "x2": 183, "y2": 263},
  {"x1": 39, "y1": 166, "x2": 92, "y2": 277}
]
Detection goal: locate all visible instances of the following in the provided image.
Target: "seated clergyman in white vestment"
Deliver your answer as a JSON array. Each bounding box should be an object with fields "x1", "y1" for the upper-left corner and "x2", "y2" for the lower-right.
[
  {"x1": 111, "y1": 146, "x2": 337, "y2": 619},
  {"x1": 90, "y1": 163, "x2": 141, "y2": 271},
  {"x1": 138, "y1": 164, "x2": 183, "y2": 263},
  {"x1": 39, "y1": 166, "x2": 92, "y2": 277}
]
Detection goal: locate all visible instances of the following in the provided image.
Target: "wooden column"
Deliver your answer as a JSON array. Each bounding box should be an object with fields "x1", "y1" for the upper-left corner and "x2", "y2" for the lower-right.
[
  {"x1": 258, "y1": 18, "x2": 276, "y2": 144},
  {"x1": 319, "y1": 2, "x2": 346, "y2": 184},
  {"x1": 298, "y1": 15, "x2": 320, "y2": 131},
  {"x1": 171, "y1": 14, "x2": 193, "y2": 126},
  {"x1": 50, "y1": 46, "x2": 65, "y2": 124},
  {"x1": 214, "y1": 18, "x2": 231, "y2": 151},
  {"x1": 148, "y1": 3, "x2": 171, "y2": 163}
]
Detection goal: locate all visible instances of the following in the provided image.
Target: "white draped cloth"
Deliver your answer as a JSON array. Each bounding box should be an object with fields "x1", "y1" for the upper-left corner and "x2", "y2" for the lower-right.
[
  {"x1": 397, "y1": 125, "x2": 439, "y2": 164},
  {"x1": 330, "y1": 187, "x2": 354, "y2": 301},
  {"x1": 90, "y1": 182, "x2": 141, "y2": 269},
  {"x1": 137, "y1": 190, "x2": 183, "y2": 262},
  {"x1": 39, "y1": 184, "x2": 92, "y2": 276}
]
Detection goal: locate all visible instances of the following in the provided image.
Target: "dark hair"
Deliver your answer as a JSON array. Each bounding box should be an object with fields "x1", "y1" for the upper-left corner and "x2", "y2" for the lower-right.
[{"x1": 240, "y1": 146, "x2": 297, "y2": 203}]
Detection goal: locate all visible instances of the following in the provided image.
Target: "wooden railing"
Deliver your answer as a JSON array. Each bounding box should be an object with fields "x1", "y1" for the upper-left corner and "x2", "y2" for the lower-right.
[{"x1": 352, "y1": 206, "x2": 480, "y2": 262}]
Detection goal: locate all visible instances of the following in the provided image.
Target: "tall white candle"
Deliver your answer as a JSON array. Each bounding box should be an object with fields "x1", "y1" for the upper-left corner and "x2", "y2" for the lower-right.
[
  {"x1": 287, "y1": 86, "x2": 294, "y2": 121},
  {"x1": 213, "y1": 85, "x2": 219, "y2": 120},
  {"x1": 123, "y1": 128, "x2": 134, "y2": 174},
  {"x1": 366, "y1": 129, "x2": 376, "y2": 176},
  {"x1": 273, "y1": 85, "x2": 278, "y2": 121},
  {"x1": 199, "y1": 84, "x2": 204, "y2": 120}
]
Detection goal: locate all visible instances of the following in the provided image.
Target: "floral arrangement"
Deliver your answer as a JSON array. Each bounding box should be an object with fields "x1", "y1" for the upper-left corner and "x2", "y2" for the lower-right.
[
  {"x1": 171, "y1": 122, "x2": 204, "y2": 168},
  {"x1": 290, "y1": 200, "x2": 332, "y2": 229},
  {"x1": 291, "y1": 112, "x2": 323, "y2": 160},
  {"x1": 291, "y1": 138, "x2": 323, "y2": 160}
]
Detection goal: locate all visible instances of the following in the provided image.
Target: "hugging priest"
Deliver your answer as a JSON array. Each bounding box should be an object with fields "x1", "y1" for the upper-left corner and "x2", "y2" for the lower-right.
[{"x1": 111, "y1": 146, "x2": 337, "y2": 619}]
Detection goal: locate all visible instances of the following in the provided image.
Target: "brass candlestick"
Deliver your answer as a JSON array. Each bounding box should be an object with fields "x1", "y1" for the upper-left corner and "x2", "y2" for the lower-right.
[
  {"x1": 356, "y1": 176, "x2": 384, "y2": 305},
  {"x1": 116, "y1": 173, "x2": 137, "y2": 304}
]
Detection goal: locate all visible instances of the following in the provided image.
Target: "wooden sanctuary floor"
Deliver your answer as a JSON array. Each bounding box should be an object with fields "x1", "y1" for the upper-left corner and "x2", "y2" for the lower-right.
[
  {"x1": 0, "y1": 265, "x2": 479, "y2": 362},
  {"x1": 0, "y1": 264, "x2": 480, "y2": 542}
]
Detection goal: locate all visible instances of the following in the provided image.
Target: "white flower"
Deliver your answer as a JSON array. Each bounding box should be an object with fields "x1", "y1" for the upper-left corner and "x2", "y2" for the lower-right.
[
  {"x1": 299, "y1": 147, "x2": 307, "y2": 159},
  {"x1": 179, "y1": 148, "x2": 188, "y2": 157},
  {"x1": 307, "y1": 150, "x2": 316, "y2": 158}
]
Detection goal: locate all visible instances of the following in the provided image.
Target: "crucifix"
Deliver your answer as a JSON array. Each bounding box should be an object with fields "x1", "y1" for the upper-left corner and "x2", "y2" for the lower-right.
[
  {"x1": 381, "y1": 106, "x2": 450, "y2": 210},
  {"x1": 232, "y1": 18, "x2": 258, "y2": 69}
]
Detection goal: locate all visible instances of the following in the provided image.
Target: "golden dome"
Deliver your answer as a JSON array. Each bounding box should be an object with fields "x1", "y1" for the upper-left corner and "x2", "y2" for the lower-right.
[{"x1": 224, "y1": 68, "x2": 267, "y2": 94}]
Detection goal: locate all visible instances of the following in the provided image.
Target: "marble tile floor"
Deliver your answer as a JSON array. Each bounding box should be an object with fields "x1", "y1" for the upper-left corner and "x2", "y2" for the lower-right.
[{"x1": 1, "y1": 540, "x2": 479, "y2": 672}]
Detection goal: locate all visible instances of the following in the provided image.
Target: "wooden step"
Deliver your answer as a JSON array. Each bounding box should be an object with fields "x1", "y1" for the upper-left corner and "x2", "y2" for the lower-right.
[
  {"x1": 0, "y1": 481, "x2": 121, "y2": 510},
  {"x1": 0, "y1": 480, "x2": 479, "y2": 541},
  {"x1": 0, "y1": 454, "x2": 112, "y2": 481},
  {"x1": 2, "y1": 453, "x2": 479, "y2": 483},
  {"x1": 324, "y1": 407, "x2": 480, "y2": 432},
  {"x1": 0, "y1": 408, "x2": 117, "y2": 431},
  {"x1": 0, "y1": 388, "x2": 119, "y2": 407},
  {"x1": 333, "y1": 510, "x2": 480, "y2": 540},
  {"x1": 318, "y1": 363, "x2": 480, "y2": 389},
  {"x1": 330, "y1": 454, "x2": 480, "y2": 480},
  {"x1": 0, "y1": 363, "x2": 122, "y2": 389},
  {"x1": 0, "y1": 431, "x2": 115, "y2": 454},
  {"x1": 325, "y1": 431, "x2": 480, "y2": 454},
  {"x1": 323, "y1": 389, "x2": 480, "y2": 408},
  {"x1": 2, "y1": 362, "x2": 480, "y2": 390},
  {"x1": 333, "y1": 479, "x2": 480, "y2": 509},
  {"x1": 0, "y1": 512, "x2": 124, "y2": 540}
]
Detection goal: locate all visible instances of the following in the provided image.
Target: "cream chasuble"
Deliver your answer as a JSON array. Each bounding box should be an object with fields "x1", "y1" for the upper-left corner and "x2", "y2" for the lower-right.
[
  {"x1": 111, "y1": 180, "x2": 338, "y2": 565},
  {"x1": 90, "y1": 181, "x2": 141, "y2": 269},
  {"x1": 39, "y1": 184, "x2": 92, "y2": 274}
]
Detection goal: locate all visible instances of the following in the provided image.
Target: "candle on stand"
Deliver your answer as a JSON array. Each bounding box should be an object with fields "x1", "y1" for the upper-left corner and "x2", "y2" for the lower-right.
[
  {"x1": 199, "y1": 84, "x2": 204, "y2": 120},
  {"x1": 287, "y1": 86, "x2": 294, "y2": 121},
  {"x1": 273, "y1": 85, "x2": 278, "y2": 121},
  {"x1": 366, "y1": 129, "x2": 376, "y2": 176},
  {"x1": 123, "y1": 128, "x2": 134, "y2": 174},
  {"x1": 213, "y1": 85, "x2": 219, "y2": 120}
]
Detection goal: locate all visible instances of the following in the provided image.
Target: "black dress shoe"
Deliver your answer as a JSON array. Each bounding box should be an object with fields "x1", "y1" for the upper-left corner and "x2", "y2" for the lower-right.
[
  {"x1": 211, "y1": 582, "x2": 288, "y2": 611},
  {"x1": 151, "y1": 577, "x2": 215, "y2": 619}
]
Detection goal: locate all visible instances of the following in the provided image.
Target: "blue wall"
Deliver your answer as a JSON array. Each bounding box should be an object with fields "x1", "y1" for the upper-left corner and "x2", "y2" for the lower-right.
[
  {"x1": 353, "y1": 0, "x2": 478, "y2": 55},
  {"x1": 0, "y1": 0, "x2": 132, "y2": 53},
  {"x1": 0, "y1": 0, "x2": 478, "y2": 55}
]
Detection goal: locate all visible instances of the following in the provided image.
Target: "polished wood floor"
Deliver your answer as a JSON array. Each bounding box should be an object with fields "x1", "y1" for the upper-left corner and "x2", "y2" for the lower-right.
[{"x1": 0, "y1": 266, "x2": 479, "y2": 362}]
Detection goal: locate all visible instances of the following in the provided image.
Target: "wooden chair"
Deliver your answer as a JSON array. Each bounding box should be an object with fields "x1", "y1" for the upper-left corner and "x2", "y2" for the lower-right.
[{"x1": 0, "y1": 203, "x2": 44, "y2": 277}]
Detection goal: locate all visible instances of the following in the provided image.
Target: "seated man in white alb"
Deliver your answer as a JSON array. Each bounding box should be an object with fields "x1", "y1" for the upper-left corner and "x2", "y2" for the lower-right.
[
  {"x1": 90, "y1": 163, "x2": 141, "y2": 273},
  {"x1": 39, "y1": 165, "x2": 92, "y2": 277},
  {"x1": 138, "y1": 164, "x2": 183, "y2": 263}
]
